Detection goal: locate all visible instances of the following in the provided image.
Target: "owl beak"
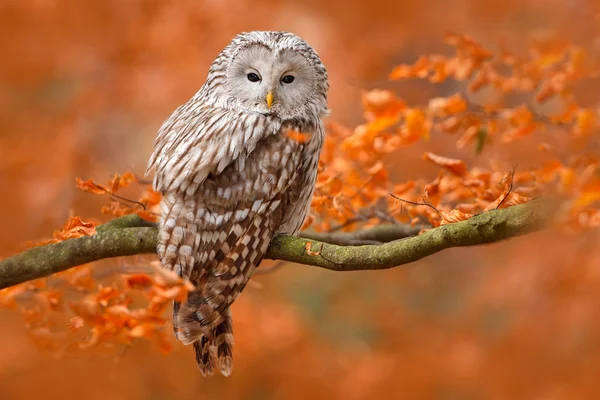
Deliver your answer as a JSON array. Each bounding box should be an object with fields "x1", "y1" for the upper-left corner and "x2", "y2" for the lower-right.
[{"x1": 266, "y1": 92, "x2": 274, "y2": 108}]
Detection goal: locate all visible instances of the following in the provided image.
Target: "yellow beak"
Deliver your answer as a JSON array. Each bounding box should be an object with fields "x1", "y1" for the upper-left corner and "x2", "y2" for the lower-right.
[{"x1": 266, "y1": 92, "x2": 274, "y2": 108}]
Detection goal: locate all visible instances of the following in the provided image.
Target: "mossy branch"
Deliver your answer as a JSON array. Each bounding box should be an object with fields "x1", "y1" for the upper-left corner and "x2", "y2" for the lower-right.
[{"x1": 0, "y1": 199, "x2": 550, "y2": 290}]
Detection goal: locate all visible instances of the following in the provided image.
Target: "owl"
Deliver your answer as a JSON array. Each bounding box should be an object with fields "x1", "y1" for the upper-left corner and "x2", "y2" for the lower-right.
[{"x1": 145, "y1": 31, "x2": 329, "y2": 376}]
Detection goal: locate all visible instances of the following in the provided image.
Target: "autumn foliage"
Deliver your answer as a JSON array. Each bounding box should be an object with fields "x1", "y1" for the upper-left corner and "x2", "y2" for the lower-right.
[{"x1": 2, "y1": 1, "x2": 600, "y2": 399}]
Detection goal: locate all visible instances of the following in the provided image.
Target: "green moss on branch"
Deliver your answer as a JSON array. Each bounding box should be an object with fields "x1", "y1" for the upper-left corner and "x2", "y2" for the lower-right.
[{"x1": 0, "y1": 228, "x2": 157, "y2": 289}]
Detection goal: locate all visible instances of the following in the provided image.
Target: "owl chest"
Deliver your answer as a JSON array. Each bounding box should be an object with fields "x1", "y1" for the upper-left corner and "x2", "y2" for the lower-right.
[{"x1": 197, "y1": 133, "x2": 315, "y2": 204}]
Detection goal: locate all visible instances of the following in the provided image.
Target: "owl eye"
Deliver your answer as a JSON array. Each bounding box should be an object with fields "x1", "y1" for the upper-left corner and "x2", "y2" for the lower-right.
[
  {"x1": 281, "y1": 75, "x2": 295, "y2": 84},
  {"x1": 247, "y1": 72, "x2": 261, "y2": 82}
]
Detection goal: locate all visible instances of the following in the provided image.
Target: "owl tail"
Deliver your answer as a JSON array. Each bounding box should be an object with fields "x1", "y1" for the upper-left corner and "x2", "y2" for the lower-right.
[{"x1": 173, "y1": 301, "x2": 234, "y2": 376}]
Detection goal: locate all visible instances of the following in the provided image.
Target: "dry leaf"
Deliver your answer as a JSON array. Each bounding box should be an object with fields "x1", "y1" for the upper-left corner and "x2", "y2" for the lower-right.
[{"x1": 422, "y1": 152, "x2": 468, "y2": 176}]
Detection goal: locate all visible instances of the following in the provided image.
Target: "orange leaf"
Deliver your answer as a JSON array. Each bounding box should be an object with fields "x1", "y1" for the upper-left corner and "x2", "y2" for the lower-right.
[
  {"x1": 456, "y1": 124, "x2": 480, "y2": 149},
  {"x1": 444, "y1": 32, "x2": 493, "y2": 63},
  {"x1": 109, "y1": 171, "x2": 135, "y2": 193},
  {"x1": 300, "y1": 214, "x2": 314, "y2": 231},
  {"x1": 429, "y1": 55, "x2": 450, "y2": 83},
  {"x1": 54, "y1": 216, "x2": 97, "y2": 241},
  {"x1": 483, "y1": 170, "x2": 515, "y2": 211},
  {"x1": 129, "y1": 323, "x2": 156, "y2": 338},
  {"x1": 136, "y1": 209, "x2": 159, "y2": 223},
  {"x1": 440, "y1": 209, "x2": 473, "y2": 225},
  {"x1": 468, "y1": 64, "x2": 500, "y2": 92},
  {"x1": 484, "y1": 194, "x2": 508, "y2": 211},
  {"x1": 403, "y1": 108, "x2": 431, "y2": 141},
  {"x1": 285, "y1": 130, "x2": 311, "y2": 143},
  {"x1": 393, "y1": 180, "x2": 415, "y2": 195},
  {"x1": 535, "y1": 73, "x2": 567, "y2": 103},
  {"x1": 389, "y1": 56, "x2": 430, "y2": 80},
  {"x1": 428, "y1": 94, "x2": 467, "y2": 116},
  {"x1": 422, "y1": 152, "x2": 468, "y2": 176},
  {"x1": 315, "y1": 174, "x2": 344, "y2": 197},
  {"x1": 139, "y1": 189, "x2": 162, "y2": 208},
  {"x1": 65, "y1": 316, "x2": 85, "y2": 332},
  {"x1": 501, "y1": 193, "x2": 531, "y2": 208},
  {"x1": 574, "y1": 109, "x2": 597, "y2": 137},
  {"x1": 454, "y1": 202, "x2": 481, "y2": 214},
  {"x1": 75, "y1": 177, "x2": 108, "y2": 195},
  {"x1": 126, "y1": 274, "x2": 154, "y2": 290},
  {"x1": 439, "y1": 116, "x2": 463, "y2": 134},
  {"x1": 366, "y1": 161, "x2": 388, "y2": 182},
  {"x1": 305, "y1": 242, "x2": 321, "y2": 256},
  {"x1": 565, "y1": 47, "x2": 588, "y2": 76},
  {"x1": 502, "y1": 123, "x2": 537, "y2": 143},
  {"x1": 362, "y1": 89, "x2": 406, "y2": 121},
  {"x1": 503, "y1": 105, "x2": 534, "y2": 126},
  {"x1": 311, "y1": 195, "x2": 329, "y2": 210}
]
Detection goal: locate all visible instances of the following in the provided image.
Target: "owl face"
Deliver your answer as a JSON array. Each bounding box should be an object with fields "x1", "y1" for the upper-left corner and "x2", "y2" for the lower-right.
[{"x1": 221, "y1": 32, "x2": 328, "y2": 121}]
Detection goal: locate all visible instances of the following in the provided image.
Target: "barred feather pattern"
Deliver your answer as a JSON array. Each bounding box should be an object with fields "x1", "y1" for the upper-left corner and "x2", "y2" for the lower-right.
[{"x1": 146, "y1": 31, "x2": 328, "y2": 376}]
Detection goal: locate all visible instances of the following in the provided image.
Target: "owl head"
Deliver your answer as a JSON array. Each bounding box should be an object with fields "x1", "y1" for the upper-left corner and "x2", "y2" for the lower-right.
[{"x1": 202, "y1": 31, "x2": 329, "y2": 121}]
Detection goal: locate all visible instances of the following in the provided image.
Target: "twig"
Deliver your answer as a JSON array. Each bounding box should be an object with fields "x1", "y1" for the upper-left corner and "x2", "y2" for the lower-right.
[
  {"x1": 109, "y1": 193, "x2": 147, "y2": 210},
  {"x1": 496, "y1": 167, "x2": 515, "y2": 210},
  {"x1": 389, "y1": 193, "x2": 441, "y2": 214},
  {"x1": 302, "y1": 223, "x2": 423, "y2": 245}
]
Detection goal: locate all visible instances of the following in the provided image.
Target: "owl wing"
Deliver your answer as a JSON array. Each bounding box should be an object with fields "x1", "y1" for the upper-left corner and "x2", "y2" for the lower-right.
[
  {"x1": 147, "y1": 101, "x2": 312, "y2": 354},
  {"x1": 169, "y1": 130, "x2": 306, "y2": 336},
  {"x1": 146, "y1": 100, "x2": 281, "y2": 195}
]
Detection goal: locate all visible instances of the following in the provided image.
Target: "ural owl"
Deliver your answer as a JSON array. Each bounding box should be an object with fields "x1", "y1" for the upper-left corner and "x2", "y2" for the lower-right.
[{"x1": 146, "y1": 31, "x2": 329, "y2": 376}]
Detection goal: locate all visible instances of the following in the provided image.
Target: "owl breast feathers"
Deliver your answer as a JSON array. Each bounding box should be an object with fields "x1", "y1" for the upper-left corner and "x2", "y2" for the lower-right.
[{"x1": 145, "y1": 31, "x2": 329, "y2": 376}]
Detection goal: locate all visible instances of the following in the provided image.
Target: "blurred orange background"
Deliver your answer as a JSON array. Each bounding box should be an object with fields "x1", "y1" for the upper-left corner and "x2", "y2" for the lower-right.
[{"x1": 2, "y1": 0, "x2": 600, "y2": 399}]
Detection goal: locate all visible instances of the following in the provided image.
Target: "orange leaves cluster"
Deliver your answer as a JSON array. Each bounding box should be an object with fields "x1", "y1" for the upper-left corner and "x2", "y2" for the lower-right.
[
  {"x1": 362, "y1": 89, "x2": 406, "y2": 121},
  {"x1": 389, "y1": 33, "x2": 493, "y2": 83},
  {"x1": 388, "y1": 32, "x2": 600, "y2": 146},
  {"x1": 75, "y1": 172, "x2": 135, "y2": 195},
  {"x1": 1, "y1": 171, "x2": 169, "y2": 353},
  {"x1": 0, "y1": 261, "x2": 195, "y2": 355},
  {"x1": 310, "y1": 33, "x2": 599, "y2": 234},
  {"x1": 402, "y1": 108, "x2": 431, "y2": 143},
  {"x1": 337, "y1": 90, "x2": 432, "y2": 162},
  {"x1": 26, "y1": 172, "x2": 161, "y2": 248},
  {"x1": 537, "y1": 156, "x2": 600, "y2": 230},
  {"x1": 69, "y1": 263, "x2": 193, "y2": 352},
  {"x1": 394, "y1": 149, "x2": 600, "y2": 231},
  {"x1": 76, "y1": 172, "x2": 160, "y2": 223},
  {"x1": 389, "y1": 162, "x2": 534, "y2": 229},
  {"x1": 26, "y1": 216, "x2": 99, "y2": 248}
]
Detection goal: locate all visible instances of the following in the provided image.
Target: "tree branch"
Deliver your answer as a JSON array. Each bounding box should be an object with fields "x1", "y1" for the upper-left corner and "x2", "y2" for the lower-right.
[
  {"x1": 0, "y1": 199, "x2": 550, "y2": 290},
  {"x1": 267, "y1": 199, "x2": 550, "y2": 271},
  {"x1": 301, "y1": 223, "x2": 424, "y2": 245}
]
